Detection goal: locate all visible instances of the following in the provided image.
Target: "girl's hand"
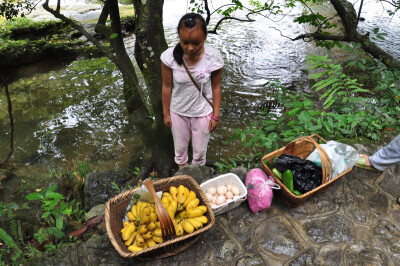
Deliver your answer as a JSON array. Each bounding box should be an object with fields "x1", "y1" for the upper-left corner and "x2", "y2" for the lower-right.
[
  {"x1": 164, "y1": 115, "x2": 172, "y2": 128},
  {"x1": 209, "y1": 119, "x2": 218, "y2": 132}
]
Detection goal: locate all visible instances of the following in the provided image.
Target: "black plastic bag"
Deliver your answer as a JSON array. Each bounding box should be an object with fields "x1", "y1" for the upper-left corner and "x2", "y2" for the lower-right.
[{"x1": 275, "y1": 154, "x2": 322, "y2": 193}]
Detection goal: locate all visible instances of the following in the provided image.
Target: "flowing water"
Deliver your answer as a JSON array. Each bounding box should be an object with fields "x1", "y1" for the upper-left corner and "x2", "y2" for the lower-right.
[{"x1": 0, "y1": 0, "x2": 399, "y2": 170}]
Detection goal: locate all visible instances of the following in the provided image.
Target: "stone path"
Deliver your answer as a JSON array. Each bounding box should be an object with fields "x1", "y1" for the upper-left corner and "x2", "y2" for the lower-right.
[{"x1": 30, "y1": 161, "x2": 400, "y2": 265}]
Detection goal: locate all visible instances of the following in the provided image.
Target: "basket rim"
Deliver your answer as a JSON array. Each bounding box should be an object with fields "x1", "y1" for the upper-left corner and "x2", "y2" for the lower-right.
[{"x1": 105, "y1": 175, "x2": 216, "y2": 258}]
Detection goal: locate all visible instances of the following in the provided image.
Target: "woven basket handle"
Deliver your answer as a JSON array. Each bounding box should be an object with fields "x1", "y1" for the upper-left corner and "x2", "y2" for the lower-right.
[{"x1": 283, "y1": 134, "x2": 333, "y2": 184}]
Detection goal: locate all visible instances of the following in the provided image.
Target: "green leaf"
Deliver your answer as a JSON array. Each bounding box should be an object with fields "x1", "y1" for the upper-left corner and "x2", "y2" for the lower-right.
[
  {"x1": 56, "y1": 216, "x2": 63, "y2": 230},
  {"x1": 286, "y1": 107, "x2": 301, "y2": 117},
  {"x1": 109, "y1": 33, "x2": 118, "y2": 39},
  {"x1": 357, "y1": 62, "x2": 365, "y2": 70},
  {"x1": 26, "y1": 193, "x2": 44, "y2": 201},
  {"x1": 240, "y1": 132, "x2": 246, "y2": 143},
  {"x1": 313, "y1": 78, "x2": 340, "y2": 91},
  {"x1": 45, "y1": 192, "x2": 64, "y2": 201}
]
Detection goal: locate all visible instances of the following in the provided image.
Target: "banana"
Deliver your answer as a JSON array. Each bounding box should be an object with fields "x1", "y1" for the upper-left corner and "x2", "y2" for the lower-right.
[
  {"x1": 181, "y1": 220, "x2": 195, "y2": 234},
  {"x1": 128, "y1": 245, "x2": 143, "y2": 252},
  {"x1": 153, "y1": 228, "x2": 162, "y2": 237},
  {"x1": 131, "y1": 204, "x2": 138, "y2": 218},
  {"x1": 148, "y1": 221, "x2": 157, "y2": 231},
  {"x1": 183, "y1": 191, "x2": 197, "y2": 207},
  {"x1": 177, "y1": 185, "x2": 188, "y2": 204},
  {"x1": 139, "y1": 202, "x2": 149, "y2": 218},
  {"x1": 186, "y1": 198, "x2": 200, "y2": 210},
  {"x1": 127, "y1": 211, "x2": 136, "y2": 222},
  {"x1": 122, "y1": 223, "x2": 136, "y2": 241},
  {"x1": 152, "y1": 235, "x2": 163, "y2": 243},
  {"x1": 149, "y1": 204, "x2": 156, "y2": 214},
  {"x1": 161, "y1": 196, "x2": 170, "y2": 209},
  {"x1": 169, "y1": 186, "x2": 178, "y2": 201},
  {"x1": 142, "y1": 231, "x2": 153, "y2": 240},
  {"x1": 135, "y1": 233, "x2": 145, "y2": 247},
  {"x1": 167, "y1": 200, "x2": 178, "y2": 219},
  {"x1": 125, "y1": 231, "x2": 138, "y2": 246},
  {"x1": 139, "y1": 206, "x2": 150, "y2": 221},
  {"x1": 162, "y1": 192, "x2": 173, "y2": 199},
  {"x1": 175, "y1": 222, "x2": 184, "y2": 236},
  {"x1": 178, "y1": 210, "x2": 187, "y2": 219},
  {"x1": 138, "y1": 224, "x2": 148, "y2": 234},
  {"x1": 150, "y1": 212, "x2": 158, "y2": 222},
  {"x1": 197, "y1": 205, "x2": 207, "y2": 214},
  {"x1": 146, "y1": 239, "x2": 157, "y2": 248},
  {"x1": 136, "y1": 201, "x2": 143, "y2": 217},
  {"x1": 123, "y1": 221, "x2": 131, "y2": 228},
  {"x1": 186, "y1": 208, "x2": 203, "y2": 218},
  {"x1": 193, "y1": 215, "x2": 208, "y2": 224},
  {"x1": 187, "y1": 218, "x2": 203, "y2": 230},
  {"x1": 156, "y1": 222, "x2": 161, "y2": 229}
]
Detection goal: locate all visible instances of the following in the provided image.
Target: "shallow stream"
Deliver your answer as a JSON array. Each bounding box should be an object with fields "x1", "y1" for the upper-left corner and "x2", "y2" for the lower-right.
[{"x1": 0, "y1": 0, "x2": 399, "y2": 170}]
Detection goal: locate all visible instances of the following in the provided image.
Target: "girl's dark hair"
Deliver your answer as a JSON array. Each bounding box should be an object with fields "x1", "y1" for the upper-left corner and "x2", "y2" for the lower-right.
[{"x1": 173, "y1": 13, "x2": 207, "y2": 65}]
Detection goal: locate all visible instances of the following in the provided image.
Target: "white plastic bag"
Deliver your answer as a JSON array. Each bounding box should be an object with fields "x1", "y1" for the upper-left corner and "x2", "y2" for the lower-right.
[{"x1": 306, "y1": 141, "x2": 359, "y2": 179}]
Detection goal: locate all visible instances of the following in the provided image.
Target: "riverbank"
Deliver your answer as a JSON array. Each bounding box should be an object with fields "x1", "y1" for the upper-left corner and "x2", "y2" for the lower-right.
[{"x1": 0, "y1": 137, "x2": 398, "y2": 265}]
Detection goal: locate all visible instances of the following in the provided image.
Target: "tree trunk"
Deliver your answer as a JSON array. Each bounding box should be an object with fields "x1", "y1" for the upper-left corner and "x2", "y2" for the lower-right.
[
  {"x1": 43, "y1": 0, "x2": 176, "y2": 178},
  {"x1": 132, "y1": 0, "x2": 175, "y2": 178}
]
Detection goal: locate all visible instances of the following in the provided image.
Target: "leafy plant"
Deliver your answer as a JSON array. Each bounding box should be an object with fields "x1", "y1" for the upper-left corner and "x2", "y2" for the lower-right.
[
  {"x1": 306, "y1": 54, "x2": 370, "y2": 108},
  {"x1": 25, "y1": 185, "x2": 85, "y2": 249},
  {"x1": 231, "y1": 52, "x2": 400, "y2": 156},
  {"x1": 0, "y1": 202, "x2": 36, "y2": 265}
]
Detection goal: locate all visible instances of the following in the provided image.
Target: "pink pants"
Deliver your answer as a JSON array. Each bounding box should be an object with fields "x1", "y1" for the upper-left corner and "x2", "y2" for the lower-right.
[{"x1": 170, "y1": 111, "x2": 212, "y2": 166}]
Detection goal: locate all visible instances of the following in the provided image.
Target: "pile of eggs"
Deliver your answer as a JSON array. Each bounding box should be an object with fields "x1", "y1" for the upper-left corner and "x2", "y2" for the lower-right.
[{"x1": 204, "y1": 184, "x2": 241, "y2": 207}]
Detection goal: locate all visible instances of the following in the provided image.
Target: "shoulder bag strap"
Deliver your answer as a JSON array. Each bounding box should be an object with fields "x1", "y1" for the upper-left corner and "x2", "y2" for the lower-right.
[{"x1": 182, "y1": 62, "x2": 214, "y2": 107}]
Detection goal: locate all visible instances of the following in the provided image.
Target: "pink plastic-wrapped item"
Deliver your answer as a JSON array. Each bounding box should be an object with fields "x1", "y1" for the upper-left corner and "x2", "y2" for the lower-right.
[{"x1": 245, "y1": 168, "x2": 280, "y2": 214}]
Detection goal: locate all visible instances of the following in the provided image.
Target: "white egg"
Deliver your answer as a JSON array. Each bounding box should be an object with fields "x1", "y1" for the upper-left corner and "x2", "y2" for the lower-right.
[
  {"x1": 233, "y1": 195, "x2": 240, "y2": 200},
  {"x1": 231, "y1": 186, "x2": 240, "y2": 196},
  {"x1": 217, "y1": 185, "x2": 227, "y2": 195},
  {"x1": 210, "y1": 203, "x2": 217, "y2": 208},
  {"x1": 205, "y1": 193, "x2": 213, "y2": 202},
  {"x1": 226, "y1": 199, "x2": 233, "y2": 203},
  {"x1": 215, "y1": 195, "x2": 226, "y2": 205},
  {"x1": 207, "y1": 187, "x2": 217, "y2": 196},
  {"x1": 212, "y1": 195, "x2": 217, "y2": 204},
  {"x1": 225, "y1": 191, "x2": 233, "y2": 199},
  {"x1": 226, "y1": 184, "x2": 233, "y2": 191}
]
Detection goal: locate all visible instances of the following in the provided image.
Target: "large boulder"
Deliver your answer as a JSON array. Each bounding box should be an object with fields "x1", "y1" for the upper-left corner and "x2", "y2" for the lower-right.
[
  {"x1": 84, "y1": 169, "x2": 131, "y2": 211},
  {"x1": 174, "y1": 164, "x2": 215, "y2": 184}
]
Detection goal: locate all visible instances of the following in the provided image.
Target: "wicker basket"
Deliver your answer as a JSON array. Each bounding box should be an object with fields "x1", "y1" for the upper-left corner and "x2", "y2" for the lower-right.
[
  {"x1": 200, "y1": 173, "x2": 247, "y2": 215},
  {"x1": 261, "y1": 134, "x2": 353, "y2": 207},
  {"x1": 105, "y1": 175, "x2": 215, "y2": 259}
]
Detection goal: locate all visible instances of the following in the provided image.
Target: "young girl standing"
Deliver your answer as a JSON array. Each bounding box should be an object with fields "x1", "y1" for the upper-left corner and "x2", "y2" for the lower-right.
[{"x1": 161, "y1": 13, "x2": 223, "y2": 168}]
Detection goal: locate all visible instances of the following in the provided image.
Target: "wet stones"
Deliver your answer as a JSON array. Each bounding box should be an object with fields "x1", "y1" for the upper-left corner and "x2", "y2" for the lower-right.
[
  {"x1": 378, "y1": 170, "x2": 400, "y2": 199},
  {"x1": 289, "y1": 249, "x2": 317, "y2": 266},
  {"x1": 368, "y1": 193, "x2": 388, "y2": 216},
  {"x1": 303, "y1": 214, "x2": 352, "y2": 243},
  {"x1": 373, "y1": 220, "x2": 400, "y2": 261},
  {"x1": 236, "y1": 254, "x2": 266, "y2": 266},
  {"x1": 318, "y1": 245, "x2": 344, "y2": 266},
  {"x1": 345, "y1": 244, "x2": 389, "y2": 265},
  {"x1": 255, "y1": 217, "x2": 301, "y2": 256}
]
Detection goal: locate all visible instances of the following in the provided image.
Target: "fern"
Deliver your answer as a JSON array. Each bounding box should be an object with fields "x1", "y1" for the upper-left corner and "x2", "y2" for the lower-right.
[
  {"x1": 0, "y1": 227, "x2": 22, "y2": 262},
  {"x1": 8, "y1": 218, "x2": 17, "y2": 242},
  {"x1": 17, "y1": 220, "x2": 24, "y2": 244},
  {"x1": 306, "y1": 54, "x2": 370, "y2": 109}
]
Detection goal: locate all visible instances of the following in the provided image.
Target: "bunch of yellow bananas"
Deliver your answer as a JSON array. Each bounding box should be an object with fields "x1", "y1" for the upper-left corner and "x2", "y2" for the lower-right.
[
  {"x1": 121, "y1": 201, "x2": 164, "y2": 253},
  {"x1": 162, "y1": 185, "x2": 208, "y2": 236}
]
